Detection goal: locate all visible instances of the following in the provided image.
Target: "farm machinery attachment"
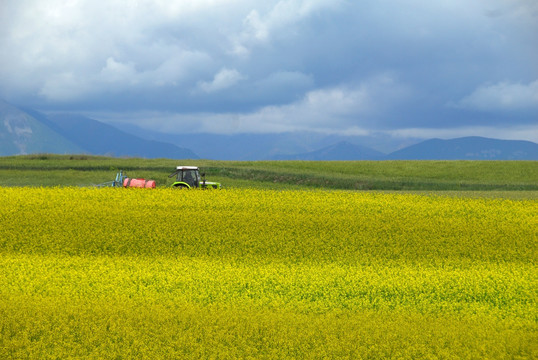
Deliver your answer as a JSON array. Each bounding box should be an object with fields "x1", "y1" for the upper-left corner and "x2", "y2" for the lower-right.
[{"x1": 95, "y1": 170, "x2": 156, "y2": 189}]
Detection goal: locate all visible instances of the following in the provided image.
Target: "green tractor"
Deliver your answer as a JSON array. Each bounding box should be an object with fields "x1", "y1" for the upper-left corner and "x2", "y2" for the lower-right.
[{"x1": 168, "y1": 166, "x2": 221, "y2": 189}]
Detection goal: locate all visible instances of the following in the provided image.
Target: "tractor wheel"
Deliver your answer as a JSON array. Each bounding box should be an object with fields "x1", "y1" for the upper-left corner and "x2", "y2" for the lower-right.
[{"x1": 173, "y1": 184, "x2": 189, "y2": 189}]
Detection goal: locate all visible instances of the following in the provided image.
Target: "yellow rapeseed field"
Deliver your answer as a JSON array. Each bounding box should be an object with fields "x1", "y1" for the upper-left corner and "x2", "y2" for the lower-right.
[{"x1": 0, "y1": 187, "x2": 536, "y2": 359}]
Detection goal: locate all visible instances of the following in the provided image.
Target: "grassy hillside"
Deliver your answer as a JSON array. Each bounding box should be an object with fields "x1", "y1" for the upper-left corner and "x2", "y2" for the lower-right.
[{"x1": 0, "y1": 154, "x2": 537, "y2": 194}]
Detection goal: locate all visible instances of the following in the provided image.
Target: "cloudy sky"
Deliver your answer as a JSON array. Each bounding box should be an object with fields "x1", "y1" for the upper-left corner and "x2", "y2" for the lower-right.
[{"x1": 1, "y1": 0, "x2": 537, "y2": 142}]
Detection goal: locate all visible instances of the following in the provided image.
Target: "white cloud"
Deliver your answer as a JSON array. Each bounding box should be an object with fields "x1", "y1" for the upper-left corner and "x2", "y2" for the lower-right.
[
  {"x1": 96, "y1": 75, "x2": 410, "y2": 134},
  {"x1": 243, "y1": 10, "x2": 269, "y2": 42},
  {"x1": 35, "y1": 49, "x2": 213, "y2": 101},
  {"x1": 1, "y1": 0, "x2": 537, "y2": 140},
  {"x1": 232, "y1": 0, "x2": 344, "y2": 55},
  {"x1": 197, "y1": 68, "x2": 246, "y2": 93},
  {"x1": 454, "y1": 80, "x2": 538, "y2": 111},
  {"x1": 255, "y1": 71, "x2": 314, "y2": 91},
  {"x1": 485, "y1": 0, "x2": 538, "y2": 19},
  {"x1": 269, "y1": 74, "x2": 408, "y2": 124},
  {"x1": 100, "y1": 58, "x2": 138, "y2": 84},
  {"x1": 230, "y1": 76, "x2": 406, "y2": 132},
  {"x1": 0, "y1": 0, "x2": 225, "y2": 100},
  {"x1": 38, "y1": 73, "x2": 90, "y2": 101},
  {"x1": 4, "y1": 0, "x2": 343, "y2": 100}
]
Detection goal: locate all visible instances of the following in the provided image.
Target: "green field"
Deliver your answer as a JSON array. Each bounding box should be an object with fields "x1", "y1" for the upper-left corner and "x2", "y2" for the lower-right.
[
  {"x1": 0, "y1": 154, "x2": 537, "y2": 194},
  {"x1": 0, "y1": 155, "x2": 537, "y2": 358}
]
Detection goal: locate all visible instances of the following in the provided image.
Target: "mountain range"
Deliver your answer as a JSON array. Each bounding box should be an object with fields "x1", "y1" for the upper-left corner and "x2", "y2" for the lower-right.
[
  {"x1": 272, "y1": 141, "x2": 385, "y2": 160},
  {"x1": 1, "y1": 100, "x2": 537, "y2": 160},
  {"x1": 385, "y1": 137, "x2": 538, "y2": 160},
  {"x1": 269, "y1": 137, "x2": 538, "y2": 161},
  {"x1": 1, "y1": 100, "x2": 197, "y2": 159}
]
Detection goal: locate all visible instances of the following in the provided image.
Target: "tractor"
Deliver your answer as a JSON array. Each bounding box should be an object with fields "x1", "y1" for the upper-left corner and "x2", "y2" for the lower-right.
[{"x1": 168, "y1": 166, "x2": 221, "y2": 189}]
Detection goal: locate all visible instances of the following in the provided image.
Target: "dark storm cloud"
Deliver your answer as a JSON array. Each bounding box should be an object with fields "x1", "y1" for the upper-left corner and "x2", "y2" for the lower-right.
[{"x1": 0, "y1": 0, "x2": 536, "y2": 141}]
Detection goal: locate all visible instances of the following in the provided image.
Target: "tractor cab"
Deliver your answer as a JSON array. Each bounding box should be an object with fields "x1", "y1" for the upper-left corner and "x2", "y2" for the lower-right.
[{"x1": 169, "y1": 166, "x2": 221, "y2": 189}]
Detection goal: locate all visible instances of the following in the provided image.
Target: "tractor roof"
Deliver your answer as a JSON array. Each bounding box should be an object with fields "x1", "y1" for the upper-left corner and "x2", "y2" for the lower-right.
[{"x1": 176, "y1": 166, "x2": 199, "y2": 170}]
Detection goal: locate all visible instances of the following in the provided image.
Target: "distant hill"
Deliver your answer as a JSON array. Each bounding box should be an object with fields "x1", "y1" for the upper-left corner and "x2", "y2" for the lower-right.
[
  {"x1": 114, "y1": 123, "x2": 537, "y2": 161},
  {"x1": 45, "y1": 114, "x2": 198, "y2": 159},
  {"x1": 386, "y1": 137, "x2": 538, "y2": 160},
  {"x1": 3, "y1": 100, "x2": 537, "y2": 160},
  {"x1": 0, "y1": 101, "x2": 198, "y2": 159},
  {"x1": 272, "y1": 141, "x2": 385, "y2": 160},
  {"x1": 110, "y1": 124, "x2": 399, "y2": 160},
  {"x1": 0, "y1": 100, "x2": 84, "y2": 155}
]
